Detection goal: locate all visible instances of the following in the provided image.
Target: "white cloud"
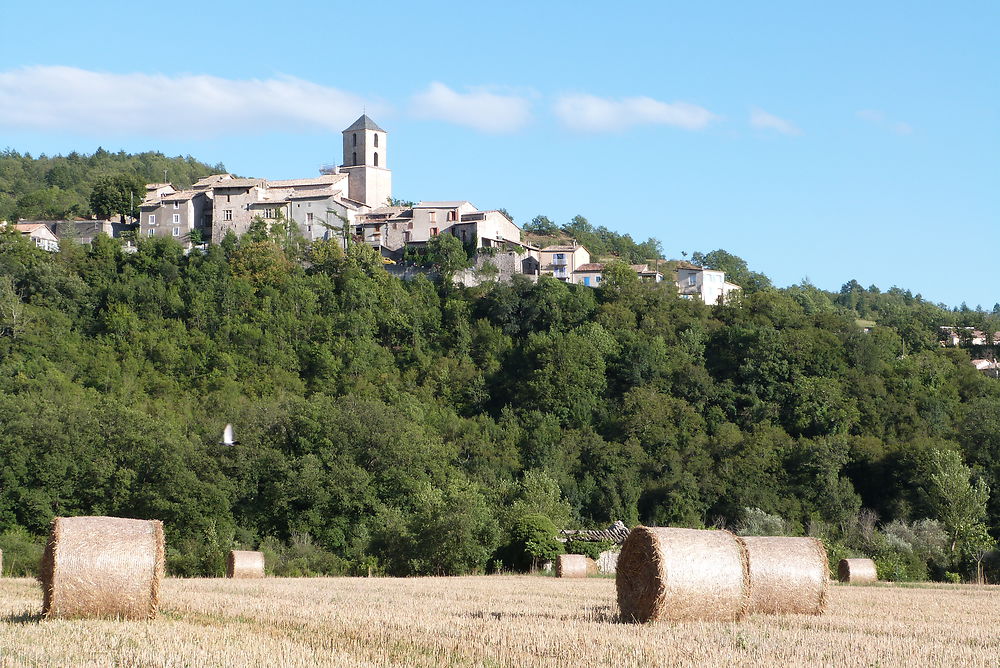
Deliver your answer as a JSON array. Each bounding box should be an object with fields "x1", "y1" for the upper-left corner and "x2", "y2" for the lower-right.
[
  {"x1": 553, "y1": 94, "x2": 717, "y2": 132},
  {"x1": 0, "y1": 66, "x2": 382, "y2": 137},
  {"x1": 749, "y1": 107, "x2": 802, "y2": 136},
  {"x1": 857, "y1": 109, "x2": 913, "y2": 135},
  {"x1": 410, "y1": 82, "x2": 532, "y2": 133}
]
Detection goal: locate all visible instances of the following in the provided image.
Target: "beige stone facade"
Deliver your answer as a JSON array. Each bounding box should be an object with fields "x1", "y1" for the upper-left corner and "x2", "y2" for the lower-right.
[
  {"x1": 538, "y1": 244, "x2": 591, "y2": 281},
  {"x1": 340, "y1": 115, "x2": 392, "y2": 207},
  {"x1": 139, "y1": 189, "x2": 211, "y2": 247}
]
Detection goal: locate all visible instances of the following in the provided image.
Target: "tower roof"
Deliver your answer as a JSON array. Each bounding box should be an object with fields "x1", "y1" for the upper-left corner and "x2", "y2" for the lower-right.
[{"x1": 344, "y1": 114, "x2": 385, "y2": 133}]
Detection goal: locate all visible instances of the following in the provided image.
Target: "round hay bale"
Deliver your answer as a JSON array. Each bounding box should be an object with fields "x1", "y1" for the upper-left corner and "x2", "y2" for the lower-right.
[
  {"x1": 556, "y1": 553, "x2": 598, "y2": 578},
  {"x1": 227, "y1": 550, "x2": 265, "y2": 578},
  {"x1": 616, "y1": 526, "x2": 749, "y2": 623},
  {"x1": 742, "y1": 536, "x2": 828, "y2": 615},
  {"x1": 838, "y1": 558, "x2": 877, "y2": 584},
  {"x1": 39, "y1": 516, "x2": 164, "y2": 620}
]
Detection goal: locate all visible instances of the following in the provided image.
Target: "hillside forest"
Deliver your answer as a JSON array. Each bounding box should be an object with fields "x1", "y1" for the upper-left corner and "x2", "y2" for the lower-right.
[
  {"x1": 0, "y1": 149, "x2": 226, "y2": 222},
  {"x1": 1, "y1": 153, "x2": 1000, "y2": 583}
]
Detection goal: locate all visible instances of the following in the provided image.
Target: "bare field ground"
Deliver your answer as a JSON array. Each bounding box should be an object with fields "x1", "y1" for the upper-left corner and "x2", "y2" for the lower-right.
[{"x1": 2, "y1": 576, "x2": 999, "y2": 667}]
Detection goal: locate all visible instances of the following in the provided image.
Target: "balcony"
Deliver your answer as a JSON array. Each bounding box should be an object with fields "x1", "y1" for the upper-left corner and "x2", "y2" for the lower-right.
[{"x1": 552, "y1": 257, "x2": 568, "y2": 266}]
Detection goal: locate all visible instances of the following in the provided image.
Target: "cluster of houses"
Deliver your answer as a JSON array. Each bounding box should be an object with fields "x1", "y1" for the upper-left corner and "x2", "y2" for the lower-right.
[
  {"x1": 939, "y1": 326, "x2": 1000, "y2": 376},
  {"x1": 6, "y1": 115, "x2": 740, "y2": 304}
]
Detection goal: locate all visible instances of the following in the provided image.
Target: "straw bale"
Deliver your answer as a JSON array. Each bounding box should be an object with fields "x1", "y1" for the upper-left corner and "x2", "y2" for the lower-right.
[
  {"x1": 556, "y1": 553, "x2": 598, "y2": 578},
  {"x1": 616, "y1": 526, "x2": 749, "y2": 623},
  {"x1": 227, "y1": 550, "x2": 265, "y2": 578},
  {"x1": 39, "y1": 516, "x2": 164, "y2": 620},
  {"x1": 838, "y1": 558, "x2": 877, "y2": 584},
  {"x1": 742, "y1": 536, "x2": 828, "y2": 615}
]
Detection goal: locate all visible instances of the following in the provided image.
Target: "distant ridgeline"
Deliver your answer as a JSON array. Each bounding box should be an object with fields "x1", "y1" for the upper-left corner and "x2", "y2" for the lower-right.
[{"x1": 0, "y1": 148, "x2": 226, "y2": 222}]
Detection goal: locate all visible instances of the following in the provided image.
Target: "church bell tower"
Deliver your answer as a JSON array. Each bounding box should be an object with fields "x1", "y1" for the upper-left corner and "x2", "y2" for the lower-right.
[{"x1": 340, "y1": 115, "x2": 392, "y2": 208}]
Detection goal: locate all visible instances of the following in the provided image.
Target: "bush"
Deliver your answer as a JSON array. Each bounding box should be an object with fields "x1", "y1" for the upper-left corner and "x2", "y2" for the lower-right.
[
  {"x1": 736, "y1": 507, "x2": 792, "y2": 536},
  {"x1": 564, "y1": 539, "x2": 612, "y2": 561},
  {"x1": 259, "y1": 533, "x2": 351, "y2": 577},
  {"x1": 0, "y1": 528, "x2": 45, "y2": 577},
  {"x1": 498, "y1": 513, "x2": 563, "y2": 572}
]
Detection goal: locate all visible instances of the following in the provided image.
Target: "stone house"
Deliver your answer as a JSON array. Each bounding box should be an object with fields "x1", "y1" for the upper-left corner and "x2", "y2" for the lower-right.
[
  {"x1": 537, "y1": 243, "x2": 591, "y2": 282},
  {"x1": 139, "y1": 189, "x2": 211, "y2": 245}
]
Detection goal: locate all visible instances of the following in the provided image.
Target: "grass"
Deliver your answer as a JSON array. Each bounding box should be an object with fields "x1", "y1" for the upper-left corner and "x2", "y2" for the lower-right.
[{"x1": 2, "y1": 576, "x2": 999, "y2": 666}]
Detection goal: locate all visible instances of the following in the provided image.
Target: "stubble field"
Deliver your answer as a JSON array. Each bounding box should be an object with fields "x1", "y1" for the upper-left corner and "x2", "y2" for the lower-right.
[{"x1": 1, "y1": 576, "x2": 998, "y2": 667}]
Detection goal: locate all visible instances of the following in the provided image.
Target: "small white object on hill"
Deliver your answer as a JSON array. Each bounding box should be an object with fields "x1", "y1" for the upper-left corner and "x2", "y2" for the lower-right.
[{"x1": 220, "y1": 423, "x2": 239, "y2": 446}]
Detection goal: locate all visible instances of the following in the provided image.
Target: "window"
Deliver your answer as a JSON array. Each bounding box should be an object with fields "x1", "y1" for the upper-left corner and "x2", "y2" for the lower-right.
[
  {"x1": 428, "y1": 211, "x2": 437, "y2": 222},
  {"x1": 147, "y1": 228, "x2": 154, "y2": 237},
  {"x1": 172, "y1": 214, "x2": 180, "y2": 224},
  {"x1": 173, "y1": 202, "x2": 179, "y2": 209},
  {"x1": 148, "y1": 214, "x2": 156, "y2": 225},
  {"x1": 352, "y1": 151, "x2": 357, "y2": 165},
  {"x1": 172, "y1": 227, "x2": 180, "y2": 237},
  {"x1": 430, "y1": 227, "x2": 439, "y2": 236},
  {"x1": 306, "y1": 212, "x2": 314, "y2": 223},
  {"x1": 374, "y1": 152, "x2": 379, "y2": 167},
  {"x1": 447, "y1": 210, "x2": 456, "y2": 221},
  {"x1": 596, "y1": 276, "x2": 602, "y2": 283},
  {"x1": 688, "y1": 274, "x2": 696, "y2": 286},
  {"x1": 355, "y1": 226, "x2": 363, "y2": 235},
  {"x1": 555, "y1": 253, "x2": 564, "y2": 260},
  {"x1": 263, "y1": 208, "x2": 274, "y2": 219},
  {"x1": 224, "y1": 210, "x2": 233, "y2": 221},
  {"x1": 374, "y1": 134, "x2": 378, "y2": 148},
  {"x1": 352, "y1": 133, "x2": 357, "y2": 147}
]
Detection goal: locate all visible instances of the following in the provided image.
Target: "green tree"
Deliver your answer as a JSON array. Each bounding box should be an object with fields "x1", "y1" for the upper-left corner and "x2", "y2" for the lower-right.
[
  {"x1": 89, "y1": 173, "x2": 145, "y2": 221},
  {"x1": 424, "y1": 233, "x2": 471, "y2": 281},
  {"x1": 505, "y1": 513, "x2": 563, "y2": 571},
  {"x1": 923, "y1": 449, "x2": 990, "y2": 556}
]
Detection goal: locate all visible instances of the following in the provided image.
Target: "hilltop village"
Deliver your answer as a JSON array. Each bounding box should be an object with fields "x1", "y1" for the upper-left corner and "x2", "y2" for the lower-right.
[{"x1": 9, "y1": 115, "x2": 741, "y2": 304}]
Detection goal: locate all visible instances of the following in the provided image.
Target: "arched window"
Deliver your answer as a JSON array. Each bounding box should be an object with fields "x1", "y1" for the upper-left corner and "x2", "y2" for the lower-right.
[
  {"x1": 352, "y1": 151, "x2": 357, "y2": 165},
  {"x1": 352, "y1": 133, "x2": 357, "y2": 147},
  {"x1": 374, "y1": 134, "x2": 379, "y2": 147},
  {"x1": 374, "y1": 152, "x2": 379, "y2": 167}
]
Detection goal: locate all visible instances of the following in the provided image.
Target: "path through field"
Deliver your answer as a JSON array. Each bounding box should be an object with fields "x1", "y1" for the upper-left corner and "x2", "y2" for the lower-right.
[{"x1": 2, "y1": 576, "x2": 999, "y2": 666}]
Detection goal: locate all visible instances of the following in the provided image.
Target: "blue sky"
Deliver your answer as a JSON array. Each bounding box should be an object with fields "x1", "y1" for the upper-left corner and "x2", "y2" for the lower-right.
[{"x1": 1, "y1": 1, "x2": 996, "y2": 307}]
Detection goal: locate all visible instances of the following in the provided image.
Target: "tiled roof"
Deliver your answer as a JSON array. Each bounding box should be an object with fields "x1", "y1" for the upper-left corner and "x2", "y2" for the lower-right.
[
  {"x1": 414, "y1": 201, "x2": 471, "y2": 208},
  {"x1": 344, "y1": 114, "x2": 386, "y2": 132},
  {"x1": 675, "y1": 260, "x2": 702, "y2": 270},
  {"x1": 161, "y1": 190, "x2": 200, "y2": 202},
  {"x1": 212, "y1": 178, "x2": 266, "y2": 188},
  {"x1": 193, "y1": 174, "x2": 233, "y2": 188},
  {"x1": 541, "y1": 245, "x2": 583, "y2": 252},
  {"x1": 13, "y1": 223, "x2": 48, "y2": 233},
  {"x1": 145, "y1": 183, "x2": 171, "y2": 190},
  {"x1": 268, "y1": 175, "x2": 346, "y2": 188},
  {"x1": 286, "y1": 190, "x2": 343, "y2": 200},
  {"x1": 575, "y1": 263, "x2": 605, "y2": 272}
]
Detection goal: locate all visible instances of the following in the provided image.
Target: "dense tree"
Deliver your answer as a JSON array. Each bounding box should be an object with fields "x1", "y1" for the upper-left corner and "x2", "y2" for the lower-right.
[{"x1": 0, "y1": 217, "x2": 997, "y2": 581}]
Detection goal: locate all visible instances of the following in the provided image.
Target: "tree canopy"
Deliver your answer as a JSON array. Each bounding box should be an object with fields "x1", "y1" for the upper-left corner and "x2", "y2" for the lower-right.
[{"x1": 0, "y1": 216, "x2": 998, "y2": 581}]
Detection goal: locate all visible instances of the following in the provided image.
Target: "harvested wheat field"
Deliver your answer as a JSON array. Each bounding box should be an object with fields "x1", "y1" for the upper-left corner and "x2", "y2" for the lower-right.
[{"x1": 2, "y1": 576, "x2": 1000, "y2": 667}]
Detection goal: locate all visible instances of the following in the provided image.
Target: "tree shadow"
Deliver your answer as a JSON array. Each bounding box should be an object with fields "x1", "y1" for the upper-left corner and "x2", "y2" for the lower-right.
[{"x1": 2, "y1": 610, "x2": 44, "y2": 625}]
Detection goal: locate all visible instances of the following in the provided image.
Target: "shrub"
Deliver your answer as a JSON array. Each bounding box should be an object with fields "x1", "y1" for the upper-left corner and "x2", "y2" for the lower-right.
[
  {"x1": 0, "y1": 527, "x2": 45, "y2": 577},
  {"x1": 564, "y1": 539, "x2": 613, "y2": 561},
  {"x1": 736, "y1": 507, "x2": 792, "y2": 537}
]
